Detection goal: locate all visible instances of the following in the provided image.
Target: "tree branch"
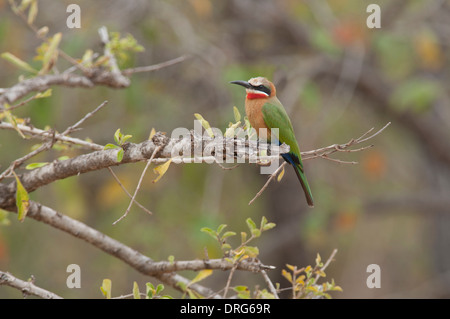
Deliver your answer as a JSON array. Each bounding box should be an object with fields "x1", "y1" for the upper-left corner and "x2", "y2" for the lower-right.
[
  {"x1": 4, "y1": 201, "x2": 276, "y2": 298},
  {"x1": 0, "y1": 122, "x2": 103, "y2": 151},
  {"x1": 0, "y1": 271, "x2": 63, "y2": 299},
  {"x1": 0, "y1": 124, "x2": 388, "y2": 210}
]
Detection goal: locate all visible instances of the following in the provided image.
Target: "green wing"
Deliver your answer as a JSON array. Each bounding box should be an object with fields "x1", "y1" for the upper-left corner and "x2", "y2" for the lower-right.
[
  {"x1": 261, "y1": 99, "x2": 302, "y2": 165},
  {"x1": 262, "y1": 99, "x2": 314, "y2": 207}
]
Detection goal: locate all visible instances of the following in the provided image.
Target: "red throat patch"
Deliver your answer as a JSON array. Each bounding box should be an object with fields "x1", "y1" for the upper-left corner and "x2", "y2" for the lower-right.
[{"x1": 246, "y1": 93, "x2": 268, "y2": 100}]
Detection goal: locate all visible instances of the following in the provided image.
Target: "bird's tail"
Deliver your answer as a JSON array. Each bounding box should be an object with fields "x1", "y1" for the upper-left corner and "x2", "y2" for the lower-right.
[
  {"x1": 292, "y1": 163, "x2": 314, "y2": 207},
  {"x1": 282, "y1": 153, "x2": 314, "y2": 207}
]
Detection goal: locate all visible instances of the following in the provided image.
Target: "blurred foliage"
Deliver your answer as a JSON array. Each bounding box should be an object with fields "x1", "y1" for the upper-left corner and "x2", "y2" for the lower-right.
[{"x1": 1, "y1": 0, "x2": 450, "y2": 299}]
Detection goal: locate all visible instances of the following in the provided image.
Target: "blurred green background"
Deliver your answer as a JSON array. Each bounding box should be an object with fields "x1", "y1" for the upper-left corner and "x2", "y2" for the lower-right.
[{"x1": 1, "y1": 0, "x2": 450, "y2": 298}]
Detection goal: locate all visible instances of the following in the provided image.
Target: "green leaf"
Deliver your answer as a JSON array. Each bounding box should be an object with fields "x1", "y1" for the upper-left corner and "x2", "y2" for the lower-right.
[
  {"x1": 251, "y1": 228, "x2": 261, "y2": 238},
  {"x1": 260, "y1": 216, "x2": 268, "y2": 229},
  {"x1": 121, "y1": 134, "x2": 132, "y2": 144},
  {"x1": 155, "y1": 284, "x2": 164, "y2": 295},
  {"x1": 3, "y1": 104, "x2": 26, "y2": 138},
  {"x1": 315, "y1": 253, "x2": 322, "y2": 266},
  {"x1": 186, "y1": 288, "x2": 199, "y2": 299},
  {"x1": 116, "y1": 148, "x2": 124, "y2": 163},
  {"x1": 234, "y1": 286, "x2": 250, "y2": 299},
  {"x1": 27, "y1": 0, "x2": 38, "y2": 25},
  {"x1": 146, "y1": 283, "x2": 155, "y2": 299},
  {"x1": 200, "y1": 227, "x2": 217, "y2": 240},
  {"x1": 194, "y1": 113, "x2": 214, "y2": 137},
  {"x1": 57, "y1": 156, "x2": 69, "y2": 161},
  {"x1": 104, "y1": 143, "x2": 119, "y2": 150},
  {"x1": 216, "y1": 224, "x2": 227, "y2": 235},
  {"x1": 222, "y1": 231, "x2": 236, "y2": 239},
  {"x1": 246, "y1": 218, "x2": 257, "y2": 233},
  {"x1": 25, "y1": 162, "x2": 48, "y2": 170},
  {"x1": 225, "y1": 121, "x2": 241, "y2": 138},
  {"x1": 18, "y1": 0, "x2": 33, "y2": 11},
  {"x1": 176, "y1": 281, "x2": 187, "y2": 292},
  {"x1": 221, "y1": 243, "x2": 231, "y2": 250},
  {"x1": 1, "y1": 52, "x2": 38, "y2": 73},
  {"x1": 233, "y1": 106, "x2": 241, "y2": 122},
  {"x1": 40, "y1": 32, "x2": 62, "y2": 74},
  {"x1": 81, "y1": 49, "x2": 93, "y2": 67},
  {"x1": 234, "y1": 285, "x2": 249, "y2": 292},
  {"x1": 106, "y1": 32, "x2": 144, "y2": 67},
  {"x1": 168, "y1": 255, "x2": 175, "y2": 264},
  {"x1": 243, "y1": 246, "x2": 259, "y2": 258},
  {"x1": 133, "y1": 281, "x2": 141, "y2": 299},
  {"x1": 100, "y1": 279, "x2": 112, "y2": 299},
  {"x1": 240, "y1": 231, "x2": 247, "y2": 244},
  {"x1": 13, "y1": 172, "x2": 29, "y2": 222},
  {"x1": 263, "y1": 222, "x2": 276, "y2": 231},
  {"x1": 114, "y1": 128, "x2": 122, "y2": 145}
]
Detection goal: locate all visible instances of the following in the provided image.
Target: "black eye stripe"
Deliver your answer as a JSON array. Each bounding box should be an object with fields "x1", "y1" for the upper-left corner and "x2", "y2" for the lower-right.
[{"x1": 251, "y1": 84, "x2": 271, "y2": 96}]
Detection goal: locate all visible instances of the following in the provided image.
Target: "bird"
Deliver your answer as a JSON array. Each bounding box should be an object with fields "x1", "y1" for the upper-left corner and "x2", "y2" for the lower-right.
[{"x1": 230, "y1": 77, "x2": 314, "y2": 207}]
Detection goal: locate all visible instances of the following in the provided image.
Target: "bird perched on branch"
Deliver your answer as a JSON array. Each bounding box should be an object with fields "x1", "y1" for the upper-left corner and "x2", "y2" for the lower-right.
[{"x1": 231, "y1": 77, "x2": 314, "y2": 207}]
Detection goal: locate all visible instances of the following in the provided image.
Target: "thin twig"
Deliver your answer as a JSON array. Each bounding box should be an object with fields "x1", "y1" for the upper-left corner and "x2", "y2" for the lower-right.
[
  {"x1": 357, "y1": 122, "x2": 391, "y2": 144},
  {"x1": 9, "y1": 0, "x2": 90, "y2": 74},
  {"x1": 122, "y1": 55, "x2": 188, "y2": 76},
  {"x1": 0, "y1": 132, "x2": 56, "y2": 181},
  {"x1": 0, "y1": 122, "x2": 103, "y2": 150},
  {"x1": 319, "y1": 155, "x2": 358, "y2": 165},
  {"x1": 248, "y1": 123, "x2": 391, "y2": 205},
  {"x1": 216, "y1": 162, "x2": 240, "y2": 170},
  {"x1": 0, "y1": 101, "x2": 107, "y2": 180},
  {"x1": 113, "y1": 146, "x2": 162, "y2": 225},
  {"x1": 248, "y1": 162, "x2": 287, "y2": 205},
  {"x1": 62, "y1": 100, "x2": 108, "y2": 135},
  {"x1": 107, "y1": 167, "x2": 152, "y2": 215},
  {"x1": 260, "y1": 270, "x2": 279, "y2": 299},
  {"x1": 313, "y1": 249, "x2": 338, "y2": 285},
  {"x1": 223, "y1": 259, "x2": 241, "y2": 299},
  {"x1": 8, "y1": 93, "x2": 38, "y2": 111}
]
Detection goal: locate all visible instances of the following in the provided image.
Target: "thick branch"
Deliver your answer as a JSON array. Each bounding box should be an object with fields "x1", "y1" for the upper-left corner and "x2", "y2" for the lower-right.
[
  {"x1": 0, "y1": 58, "x2": 186, "y2": 108},
  {"x1": 5, "y1": 201, "x2": 274, "y2": 298},
  {"x1": 0, "y1": 125, "x2": 384, "y2": 210},
  {"x1": 0, "y1": 271, "x2": 63, "y2": 299}
]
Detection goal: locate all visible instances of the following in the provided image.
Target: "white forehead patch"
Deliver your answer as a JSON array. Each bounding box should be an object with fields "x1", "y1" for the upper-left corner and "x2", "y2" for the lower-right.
[{"x1": 248, "y1": 77, "x2": 265, "y2": 86}]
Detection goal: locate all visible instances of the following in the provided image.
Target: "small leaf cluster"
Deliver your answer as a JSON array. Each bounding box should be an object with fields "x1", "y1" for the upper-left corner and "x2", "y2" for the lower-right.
[
  {"x1": 106, "y1": 32, "x2": 144, "y2": 67},
  {"x1": 104, "y1": 128, "x2": 132, "y2": 162},
  {"x1": 3, "y1": 1, "x2": 144, "y2": 76},
  {"x1": 201, "y1": 216, "x2": 276, "y2": 260},
  {"x1": 100, "y1": 278, "x2": 172, "y2": 299},
  {"x1": 281, "y1": 253, "x2": 343, "y2": 299},
  {"x1": 194, "y1": 107, "x2": 255, "y2": 140},
  {"x1": 226, "y1": 106, "x2": 255, "y2": 139}
]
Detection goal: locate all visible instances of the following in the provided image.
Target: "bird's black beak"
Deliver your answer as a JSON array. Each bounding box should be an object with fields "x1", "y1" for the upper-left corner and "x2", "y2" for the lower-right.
[{"x1": 230, "y1": 80, "x2": 251, "y2": 89}]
